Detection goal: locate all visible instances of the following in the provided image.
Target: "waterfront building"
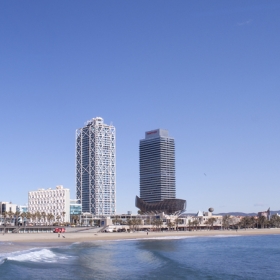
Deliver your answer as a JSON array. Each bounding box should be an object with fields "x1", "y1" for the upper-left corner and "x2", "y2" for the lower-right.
[
  {"x1": 28, "y1": 185, "x2": 70, "y2": 223},
  {"x1": 136, "y1": 129, "x2": 186, "y2": 214},
  {"x1": 139, "y1": 129, "x2": 175, "y2": 203},
  {"x1": 0, "y1": 202, "x2": 17, "y2": 214},
  {"x1": 70, "y1": 199, "x2": 82, "y2": 215},
  {"x1": 258, "y1": 208, "x2": 271, "y2": 220},
  {"x1": 16, "y1": 205, "x2": 28, "y2": 213},
  {"x1": 76, "y1": 117, "x2": 116, "y2": 216}
]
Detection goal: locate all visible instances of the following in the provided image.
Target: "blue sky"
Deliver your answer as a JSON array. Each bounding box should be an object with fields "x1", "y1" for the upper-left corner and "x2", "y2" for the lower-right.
[{"x1": 0, "y1": 1, "x2": 279, "y2": 214}]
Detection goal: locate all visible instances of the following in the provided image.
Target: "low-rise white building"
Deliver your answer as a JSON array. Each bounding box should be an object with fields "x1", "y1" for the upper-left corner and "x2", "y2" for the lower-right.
[
  {"x1": 28, "y1": 185, "x2": 70, "y2": 223},
  {"x1": 0, "y1": 202, "x2": 17, "y2": 214}
]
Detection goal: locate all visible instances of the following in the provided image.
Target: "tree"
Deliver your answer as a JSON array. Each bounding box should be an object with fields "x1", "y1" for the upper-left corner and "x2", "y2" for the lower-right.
[
  {"x1": 2, "y1": 211, "x2": 7, "y2": 225},
  {"x1": 207, "y1": 218, "x2": 217, "y2": 230},
  {"x1": 270, "y1": 214, "x2": 280, "y2": 228},
  {"x1": 188, "y1": 220, "x2": 192, "y2": 231},
  {"x1": 62, "y1": 212, "x2": 66, "y2": 223},
  {"x1": 258, "y1": 216, "x2": 267, "y2": 229},
  {"x1": 31, "y1": 213, "x2": 37, "y2": 224},
  {"x1": 240, "y1": 216, "x2": 251, "y2": 229},
  {"x1": 222, "y1": 215, "x2": 231, "y2": 230},
  {"x1": 155, "y1": 219, "x2": 163, "y2": 231},
  {"x1": 56, "y1": 215, "x2": 61, "y2": 224},
  {"x1": 20, "y1": 212, "x2": 27, "y2": 226},
  {"x1": 126, "y1": 218, "x2": 133, "y2": 230},
  {"x1": 192, "y1": 220, "x2": 199, "y2": 231},
  {"x1": 250, "y1": 216, "x2": 256, "y2": 229},
  {"x1": 174, "y1": 218, "x2": 180, "y2": 231},
  {"x1": 26, "y1": 212, "x2": 32, "y2": 224},
  {"x1": 35, "y1": 211, "x2": 42, "y2": 225},
  {"x1": 14, "y1": 211, "x2": 21, "y2": 226},
  {"x1": 167, "y1": 221, "x2": 174, "y2": 230},
  {"x1": 112, "y1": 215, "x2": 122, "y2": 225},
  {"x1": 48, "y1": 213, "x2": 54, "y2": 225},
  {"x1": 41, "y1": 212, "x2": 46, "y2": 225},
  {"x1": 8, "y1": 210, "x2": 14, "y2": 224}
]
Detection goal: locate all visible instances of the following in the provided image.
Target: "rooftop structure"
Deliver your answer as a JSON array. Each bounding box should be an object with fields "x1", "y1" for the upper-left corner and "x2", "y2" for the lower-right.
[{"x1": 135, "y1": 196, "x2": 186, "y2": 215}]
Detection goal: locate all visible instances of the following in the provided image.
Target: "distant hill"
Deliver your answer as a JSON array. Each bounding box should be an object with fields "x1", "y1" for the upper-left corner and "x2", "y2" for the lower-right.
[
  {"x1": 183, "y1": 210, "x2": 280, "y2": 217},
  {"x1": 216, "y1": 212, "x2": 257, "y2": 216}
]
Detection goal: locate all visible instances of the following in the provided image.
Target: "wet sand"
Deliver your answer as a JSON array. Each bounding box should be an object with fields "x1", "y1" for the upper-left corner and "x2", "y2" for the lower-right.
[{"x1": 1, "y1": 228, "x2": 280, "y2": 243}]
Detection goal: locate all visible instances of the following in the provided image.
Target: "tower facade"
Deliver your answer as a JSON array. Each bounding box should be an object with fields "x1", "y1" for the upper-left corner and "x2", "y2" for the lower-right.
[
  {"x1": 139, "y1": 129, "x2": 175, "y2": 203},
  {"x1": 76, "y1": 117, "x2": 116, "y2": 216}
]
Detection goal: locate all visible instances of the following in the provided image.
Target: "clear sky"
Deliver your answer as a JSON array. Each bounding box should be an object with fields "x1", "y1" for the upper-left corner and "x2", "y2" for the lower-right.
[{"x1": 1, "y1": 1, "x2": 279, "y2": 214}]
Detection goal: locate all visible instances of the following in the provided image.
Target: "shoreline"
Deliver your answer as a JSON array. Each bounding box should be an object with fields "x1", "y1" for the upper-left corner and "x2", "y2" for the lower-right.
[{"x1": 1, "y1": 228, "x2": 280, "y2": 243}]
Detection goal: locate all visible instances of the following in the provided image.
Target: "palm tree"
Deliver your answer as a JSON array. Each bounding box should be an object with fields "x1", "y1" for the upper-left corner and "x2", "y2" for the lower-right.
[
  {"x1": 35, "y1": 211, "x2": 42, "y2": 225},
  {"x1": 14, "y1": 210, "x2": 21, "y2": 226},
  {"x1": 155, "y1": 219, "x2": 163, "y2": 231},
  {"x1": 8, "y1": 210, "x2": 14, "y2": 224},
  {"x1": 222, "y1": 215, "x2": 231, "y2": 230},
  {"x1": 250, "y1": 216, "x2": 256, "y2": 229},
  {"x1": 20, "y1": 212, "x2": 27, "y2": 226},
  {"x1": 192, "y1": 220, "x2": 199, "y2": 231},
  {"x1": 47, "y1": 213, "x2": 54, "y2": 225},
  {"x1": 188, "y1": 219, "x2": 192, "y2": 231},
  {"x1": 26, "y1": 212, "x2": 31, "y2": 224},
  {"x1": 31, "y1": 213, "x2": 37, "y2": 224},
  {"x1": 41, "y1": 212, "x2": 46, "y2": 225},
  {"x1": 62, "y1": 212, "x2": 66, "y2": 224},
  {"x1": 127, "y1": 218, "x2": 133, "y2": 230},
  {"x1": 207, "y1": 218, "x2": 217, "y2": 230},
  {"x1": 56, "y1": 215, "x2": 61, "y2": 224},
  {"x1": 270, "y1": 214, "x2": 280, "y2": 228},
  {"x1": 167, "y1": 221, "x2": 174, "y2": 231},
  {"x1": 258, "y1": 216, "x2": 267, "y2": 229},
  {"x1": 2, "y1": 211, "x2": 7, "y2": 225},
  {"x1": 71, "y1": 214, "x2": 77, "y2": 224},
  {"x1": 174, "y1": 218, "x2": 180, "y2": 231}
]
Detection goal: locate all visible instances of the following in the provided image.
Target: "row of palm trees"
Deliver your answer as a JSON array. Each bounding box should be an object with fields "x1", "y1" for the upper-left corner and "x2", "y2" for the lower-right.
[
  {"x1": 0, "y1": 210, "x2": 67, "y2": 226},
  {"x1": 222, "y1": 214, "x2": 280, "y2": 229},
  {"x1": 111, "y1": 217, "x2": 183, "y2": 231}
]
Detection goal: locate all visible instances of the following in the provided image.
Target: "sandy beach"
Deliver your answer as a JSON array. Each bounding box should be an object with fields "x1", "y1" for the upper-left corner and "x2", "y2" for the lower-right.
[{"x1": 1, "y1": 228, "x2": 280, "y2": 243}]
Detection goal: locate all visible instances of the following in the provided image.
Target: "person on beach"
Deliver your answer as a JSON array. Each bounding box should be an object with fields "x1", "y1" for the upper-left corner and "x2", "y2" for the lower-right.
[{"x1": 147, "y1": 232, "x2": 148, "y2": 235}]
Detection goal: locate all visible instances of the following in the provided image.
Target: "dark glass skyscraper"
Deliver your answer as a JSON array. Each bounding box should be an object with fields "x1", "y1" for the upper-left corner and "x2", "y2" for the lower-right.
[{"x1": 139, "y1": 129, "x2": 175, "y2": 203}]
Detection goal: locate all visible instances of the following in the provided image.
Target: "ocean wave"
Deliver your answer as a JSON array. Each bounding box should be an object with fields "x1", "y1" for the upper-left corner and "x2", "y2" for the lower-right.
[
  {"x1": 144, "y1": 236, "x2": 197, "y2": 240},
  {"x1": 93, "y1": 236, "x2": 198, "y2": 243},
  {"x1": 1, "y1": 248, "x2": 72, "y2": 264},
  {"x1": 210, "y1": 235, "x2": 242, "y2": 238},
  {"x1": 8, "y1": 249, "x2": 57, "y2": 263},
  {"x1": 0, "y1": 242, "x2": 13, "y2": 245}
]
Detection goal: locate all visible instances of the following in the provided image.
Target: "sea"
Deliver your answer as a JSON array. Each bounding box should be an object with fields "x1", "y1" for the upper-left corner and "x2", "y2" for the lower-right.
[{"x1": 0, "y1": 234, "x2": 280, "y2": 280}]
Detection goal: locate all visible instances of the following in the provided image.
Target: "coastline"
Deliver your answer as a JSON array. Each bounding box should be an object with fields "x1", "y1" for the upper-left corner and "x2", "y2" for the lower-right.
[{"x1": 1, "y1": 228, "x2": 280, "y2": 243}]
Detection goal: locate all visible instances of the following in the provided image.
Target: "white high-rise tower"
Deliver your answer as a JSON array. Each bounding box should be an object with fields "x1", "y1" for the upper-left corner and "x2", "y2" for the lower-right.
[{"x1": 76, "y1": 117, "x2": 116, "y2": 215}]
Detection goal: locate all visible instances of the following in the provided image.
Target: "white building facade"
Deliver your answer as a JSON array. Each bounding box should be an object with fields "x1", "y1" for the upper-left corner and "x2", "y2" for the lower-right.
[
  {"x1": 76, "y1": 117, "x2": 116, "y2": 216},
  {"x1": 28, "y1": 185, "x2": 70, "y2": 223},
  {"x1": 0, "y1": 202, "x2": 17, "y2": 214}
]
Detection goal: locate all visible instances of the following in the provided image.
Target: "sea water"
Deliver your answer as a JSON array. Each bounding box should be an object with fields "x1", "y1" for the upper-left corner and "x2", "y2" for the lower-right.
[{"x1": 0, "y1": 235, "x2": 280, "y2": 279}]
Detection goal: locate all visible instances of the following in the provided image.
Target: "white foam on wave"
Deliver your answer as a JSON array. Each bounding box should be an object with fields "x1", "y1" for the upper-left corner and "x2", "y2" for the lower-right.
[
  {"x1": 2, "y1": 248, "x2": 72, "y2": 264},
  {"x1": 145, "y1": 236, "x2": 197, "y2": 240},
  {"x1": 8, "y1": 249, "x2": 58, "y2": 263},
  {"x1": 210, "y1": 235, "x2": 242, "y2": 238},
  {"x1": 94, "y1": 235, "x2": 198, "y2": 243}
]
